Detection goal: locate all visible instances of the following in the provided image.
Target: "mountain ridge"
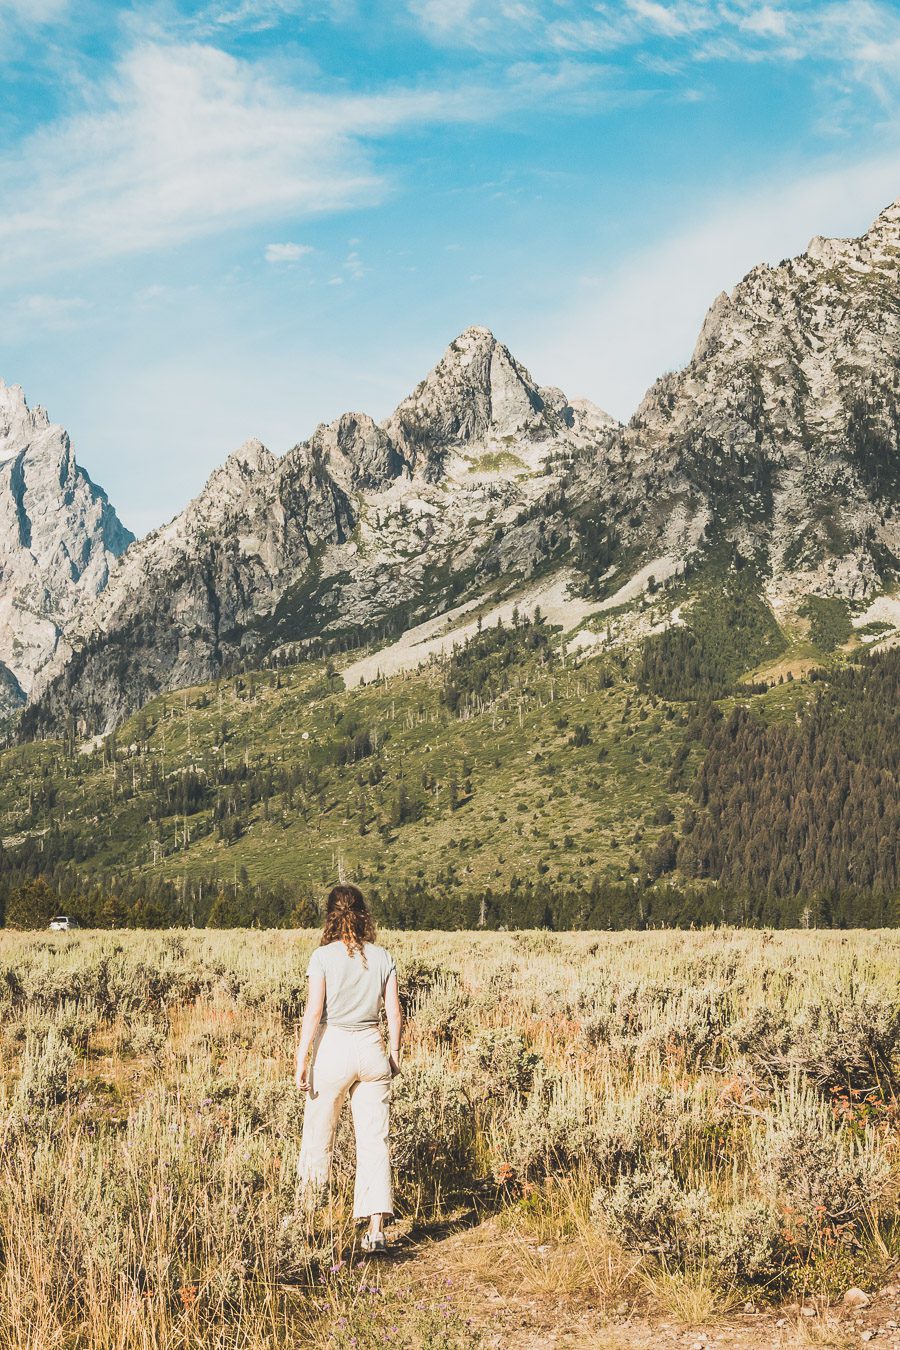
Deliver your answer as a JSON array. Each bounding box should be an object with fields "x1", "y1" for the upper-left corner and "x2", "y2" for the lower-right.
[{"x1": 7, "y1": 195, "x2": 900, "y2": 737}]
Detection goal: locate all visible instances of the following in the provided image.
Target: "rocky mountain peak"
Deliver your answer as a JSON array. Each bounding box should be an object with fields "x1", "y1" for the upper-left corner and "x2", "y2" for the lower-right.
[
  {"x1": 628, "y1": 195, "x2": 900, "y2": 612},
  {"x1": 226, "y1": 438, "x2": 276, "y2": 473},
  {"x1": 0, "y1": 379, "x2": 51, "y2": 460},
  {"x1": 861, "y1": 195, "x2": 900, "y2": 241},
  {"x1": 382, "y1": 326, "x2": 554, "y2": 476},
  {"x1": 0, "y1": 383, "x2": 133, "y2": 716},
  {"x1": 15, "y1": 194, "x2": 900, "y2": 741}
]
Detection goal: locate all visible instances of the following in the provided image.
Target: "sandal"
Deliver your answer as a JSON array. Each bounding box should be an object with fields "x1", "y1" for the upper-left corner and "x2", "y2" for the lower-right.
[{"x1": 360, "y1": 1231, "x2": 386, "y2": 1254}]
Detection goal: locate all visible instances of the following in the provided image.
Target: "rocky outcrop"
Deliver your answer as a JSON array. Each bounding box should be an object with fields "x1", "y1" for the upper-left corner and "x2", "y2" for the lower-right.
[{"x1": 0, "y1": 381, "x2": 133, "y2": 715}]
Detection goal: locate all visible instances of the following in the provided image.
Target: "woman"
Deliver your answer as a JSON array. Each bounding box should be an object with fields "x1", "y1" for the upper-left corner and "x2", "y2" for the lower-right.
[{"x1": 295, "y1": 884, "x2": 403, "y2": 1253}]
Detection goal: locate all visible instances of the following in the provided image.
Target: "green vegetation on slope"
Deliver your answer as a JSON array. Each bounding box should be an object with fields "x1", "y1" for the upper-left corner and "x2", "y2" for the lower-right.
[
  {"x1": 0, "y1": 616, "x2": 698, "y2": 925},
  {"x1": 641, "y1": 553, "x2": 786, "y2": 700},
  {"x1": 798, "y1": 595, "x2": 853, "y2": 652},
  {"x1": 0, "y1": 566, "x2": 898, "y2": 928}
]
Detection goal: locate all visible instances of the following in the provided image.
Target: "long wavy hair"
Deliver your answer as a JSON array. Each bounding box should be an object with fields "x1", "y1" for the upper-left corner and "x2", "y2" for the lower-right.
[{"x1": 321, "y1": 884, "x2": 376, "y2": 961}]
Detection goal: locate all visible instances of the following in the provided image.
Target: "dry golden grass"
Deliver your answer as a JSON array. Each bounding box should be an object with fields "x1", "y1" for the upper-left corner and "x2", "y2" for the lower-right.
[{"x1": 0, "y1": 926, "x2": 894, "y2": 1347}]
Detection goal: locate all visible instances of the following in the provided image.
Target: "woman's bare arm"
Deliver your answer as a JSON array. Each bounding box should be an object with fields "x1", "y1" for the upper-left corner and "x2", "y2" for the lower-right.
[
  {"x1": 384, "y1": 971, "x2": 404, "y2": 1076},
  {"x1": 295, "y1": 973, "x2": 326, "y2": 1093}
]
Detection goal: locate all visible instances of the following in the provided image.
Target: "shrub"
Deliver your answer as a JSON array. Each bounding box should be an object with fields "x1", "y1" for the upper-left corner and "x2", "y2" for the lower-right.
[
  {"x1": 396, "y1": 958, "x2": 447, "y2": 1015},
  {"x1": 735, "y1": 994, "x2": 900, "y2": 1099},
  {"x1": 488, "y1": 1068, "x2": 600, "y2": 1182},
  {"x1": 593, "y1": 1155, "x2": 713, "y2": 1257},
  {"x1": 595, "y1": 1165, "x2": 790, "y2": 1284},
  {"x1": 759, "y1": 1080, "x2": 893, "y2": 1238},
  {"x1": 413, "y1": 980, "x2": 473, "y2": 1046},
  {"x1": 460, "y1": 1029, "x2": 541, "y2": 1099},
  {"x1": 792, "y1": 993, "x2": 900, "y2": 1098},
  {"x1": 15, "y1": 1028, "x2": 76, "y2": 1110},
  {"x1": 5, "y1": 1003, "x2": 98, "y2": 1051},
  {"x1": 389, "y1": 1062, "x2": 473, "y2": 1186},
  {"x1": 121, "y1": 1018, "x2": 168, "y2": 1061},
  {"x1": 710, "y1": 1201, "x2": 790, "y2": 1284}
]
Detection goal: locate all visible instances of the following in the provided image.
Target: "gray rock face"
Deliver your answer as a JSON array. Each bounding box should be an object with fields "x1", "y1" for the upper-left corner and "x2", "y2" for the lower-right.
[
  {"x1": 19, "y1": 197, "x2": 900, "y2": 736},
  {"x1": 0, "y1": 381, "x2": 133, "y2": 716},
  {"x1": 383, "y1": 325, "x2": 576, "y2": 478},
  {"x1": 622, "y1": 197, "x2": 900, "y2": 610}
]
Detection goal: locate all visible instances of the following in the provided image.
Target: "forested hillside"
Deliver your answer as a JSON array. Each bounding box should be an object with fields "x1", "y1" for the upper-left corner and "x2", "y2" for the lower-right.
[{"x1": 1, "y1": 591, "x2": 898, "y2": 929}]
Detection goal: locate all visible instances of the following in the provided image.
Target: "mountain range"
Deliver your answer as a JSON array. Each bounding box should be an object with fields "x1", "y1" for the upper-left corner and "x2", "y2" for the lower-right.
[{"x1": 4, "y1": 197, "x2": 900, "y2": 739}]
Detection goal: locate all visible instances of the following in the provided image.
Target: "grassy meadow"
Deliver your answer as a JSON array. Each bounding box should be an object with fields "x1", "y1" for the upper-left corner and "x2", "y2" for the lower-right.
[{"x1": 0, "y1": 926, "x2": 897, "y2": 1347}]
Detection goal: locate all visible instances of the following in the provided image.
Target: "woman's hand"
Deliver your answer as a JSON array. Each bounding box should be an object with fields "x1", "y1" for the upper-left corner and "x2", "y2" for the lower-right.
[
  {"x1": 385, "y1": 972, "x2": 404, "y2": 1080},
  {"x1": 294, "y1": 974, "x2": 325, "y2": 1096}
]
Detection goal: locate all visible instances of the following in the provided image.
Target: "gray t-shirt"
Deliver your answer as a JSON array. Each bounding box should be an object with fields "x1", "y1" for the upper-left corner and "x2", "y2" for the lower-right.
[{"x1": 306, "y1": 941, "x2": 396, "y2": 1030}]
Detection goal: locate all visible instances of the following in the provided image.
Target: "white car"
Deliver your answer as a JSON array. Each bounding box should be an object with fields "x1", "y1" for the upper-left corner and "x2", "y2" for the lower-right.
[{"x1": 48, "y1": 916, "x2": 81, "y2": 932}]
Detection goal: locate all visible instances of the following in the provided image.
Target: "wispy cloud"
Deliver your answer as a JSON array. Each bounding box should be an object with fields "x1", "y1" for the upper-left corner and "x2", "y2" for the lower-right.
[
  {"x1": 408, "y1": 0, "x2": 900, "y2": 107},
  {"x1": 0, "y1": 0, "x2": 70, "y2": 22},
  {"x1": 0, "y1": 0, "x2": 70, "y2": 45},
  {"x1": 343, "y1": 248, "x2": 367, "y2": 279},
  {"x1": 179, "y1": 0, "x2": 345, "y2": 38},
  {"x1": 738, "y1": 6, "x2": 790, "y2": 39},
  {"x1": 7, "y1": 292, "x2": 88, "y2": 336},
  {"x1": 0, "y1": 39, "x2": 623, "y2": 288},
  {"x1": 264, "y1": 241, "x2": 314, "y2": 262},
  {"x1": 0, "y1": 42, "x2": 392, "y2": 283}
]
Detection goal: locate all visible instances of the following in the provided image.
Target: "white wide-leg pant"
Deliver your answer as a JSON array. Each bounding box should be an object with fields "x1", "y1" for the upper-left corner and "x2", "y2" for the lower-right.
[{"x1": 298, "y1": 1024, "x2": 393, "y2": 1219}]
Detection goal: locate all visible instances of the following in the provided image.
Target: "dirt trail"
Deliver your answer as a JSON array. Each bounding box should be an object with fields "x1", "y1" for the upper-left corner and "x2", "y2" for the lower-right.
[{"x1": 382, "y1": 1219, "x2": 900, "y2": 1350}]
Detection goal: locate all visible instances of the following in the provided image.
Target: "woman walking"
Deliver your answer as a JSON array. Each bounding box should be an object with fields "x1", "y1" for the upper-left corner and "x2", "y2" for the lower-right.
[{"x1": 295, "y1": 885, "x2": 403, "y2": 1252}]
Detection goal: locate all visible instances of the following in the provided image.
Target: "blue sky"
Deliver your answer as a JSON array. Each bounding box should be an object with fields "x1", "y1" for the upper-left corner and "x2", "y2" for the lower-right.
[{"x1": 1, "y1": 0, "x2": 899, "y2": 535}]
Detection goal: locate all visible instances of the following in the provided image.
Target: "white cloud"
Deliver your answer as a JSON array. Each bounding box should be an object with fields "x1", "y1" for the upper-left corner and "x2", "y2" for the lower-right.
[
  {"x1": 0, "y1": 43, "x2": 379, "y2": 280},
  {"x1": 7, "y1": 292, "x2": 88, "y2": 335},
  {"x1": 264, "y1": 241, "x2": 314, "y2": 263},
  {"x1": 0, "y1": 0, "x2": 69, "y2": 21},
  {"x1": 626, "y1": 1, "x2": 713, "y2": 39},
  {"x1": 410, "y1": 0, "x2": 480, "y2": 37},
  {"x1": 0, "y1": 42, "x2": 512, "y2": 287},
  {"x1": 408, "y1": 0, "x2": 900, "y2": 97},
  {"x1": 739, "y1": 6, "x2": 789, "y2": 39},
  {"x1": 524, "y1": 152, "x2": 900, "y2": 422},
  {"x1": 0, "y1": 39, "x2": 612, "y2": 288},
  {"x1": 343, "y1": 249, "x2": 367, "y2": 279}
]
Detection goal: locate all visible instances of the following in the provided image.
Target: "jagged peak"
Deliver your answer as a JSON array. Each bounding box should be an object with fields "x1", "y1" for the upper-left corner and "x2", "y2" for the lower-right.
[
  {"x1": 303, "y1": 410, "x2": 405, "y2": 491},
  {"x1": 442, "y1": 325, "x2": 525, "y2": 376},
  {"x1": 863, "y1": 196, "x2": 900, "y2": 237},
  {"x1": 382, "y1": 325, "x2": 548, "y2": 467},
  {"x1": 804, "y1": 196, "x2": 899, "y2": 265},
  {"x1": 691, "y1": 290, "x2": 732, "y2": 365},
  {"x1": 0, "y1": 378, "x2": 26, "y2": 405},
  {"x1": 404, "y1": 325, "x2": 534, "y2": 395},
  {"x1": 447, "y1": 323, "x2": 496, "y2": 350},
  {"x1": 567, "y1": 396, "x2": 620, "y2": 432},
  {"x1": 183, "y1": 438, "x2": 276, "y2": 518},
  {"x1": 330, "y1": 410, "x2": 381, "y2": 437},
  {"x1": 222, "y1": 438, "x2": 276, "y2": 473},
  {"x1": 0, "y1": 379, "x2": 51, "y2": 442}
]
